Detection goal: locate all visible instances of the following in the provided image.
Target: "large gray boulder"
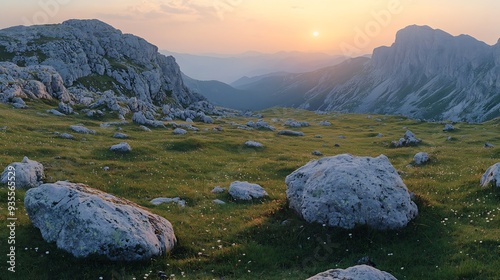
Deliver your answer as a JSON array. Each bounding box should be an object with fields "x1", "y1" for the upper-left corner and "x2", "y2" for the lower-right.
[
  {"x1": 24, "y1": 181, "x2": 177, "y2": 261},
  {"x1": 110, "y1": 142, "x2": 132, "y2": 152},
  {"x1": 228, "y1": 181, "x2": 268, "y2": 200},
  {"x1": 307, "y1": 265, "x2": 397, "y2": 280},
  {"x1": 1, "y1": 156, "x2": 44, "y2": 189},
  {"x1": 413, "y1": 152, "x2": 429, "y2": 165},
  {"x1": 481, "y1": 163, "x2": 500, "y2": 187},
  {"x1": 286, "y1": 154, "x2": 418, "y2": 230}
]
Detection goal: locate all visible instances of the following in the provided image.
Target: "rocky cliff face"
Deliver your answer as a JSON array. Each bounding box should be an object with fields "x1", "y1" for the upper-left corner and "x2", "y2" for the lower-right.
[
  {"x1": 0, "y1": 19, "x2": 204, "y2": 116},
  {"x1": 305, "y1": 25, "x2": 500, "y2": 122}
]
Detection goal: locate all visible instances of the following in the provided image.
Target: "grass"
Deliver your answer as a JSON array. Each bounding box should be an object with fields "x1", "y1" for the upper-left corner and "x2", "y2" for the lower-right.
[{"x1": 0, "y1": 102, "x2": 499, "y2": 279}]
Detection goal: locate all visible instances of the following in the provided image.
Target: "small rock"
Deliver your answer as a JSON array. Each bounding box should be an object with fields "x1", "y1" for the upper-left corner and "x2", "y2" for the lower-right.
[
  {"x1": 376, "y1": 133, "x2": 383, "y2": 138},
  {"x1": 211, "y1": 186, "x2": 226, "y2": 193},
  {"x1": 307, "y1": 265, "x2": 396, "y2": 280},
  {"x1": 312, "y1": 150, "x2": 323, "y2": 156},
  {"x1": 314, "y1": 135, "x2": 322, "y2": 138},
  {"x1": 228, "y1": 181, "x2": 268, "y2": 200},
  {"x1": 443, "y1": 124, "x2": 455, "y2": 132},
  {"x1": 318, "y1": 121, "x2": 331, "y2": 126},
  {"x1": 103, "y1": 166, "x2": 110, "y2": 171},
  {"x1": 213, "y1": 199, "x2": 226, "y2": 205},
  {"x1": 338, "y1": 135, "x2": 346, "y2": 139},
  {"x1": 484, "y1": 142, "x2": 494, "y2": 148},
  {"x1": 150, "y1": 197, "x2": 186, "y2": 207},
  {"x1": 139, "y1": 125, "x2": 152, "y2": 132},
  {"x1": 278, "y1": 130, "x2": 304, "y2": 136},
  {"x1": 112, "y1": 132, "x2": 129, "y2": 139},
  {"x1": 245, "y1": 141, "x2": 264, "y2": 148},
  {"x1": 70, "y1": 125, "x2": 96, "y2": 135},
  {"x1": 185, "y1": 118, "x2": 193, "y2": 123},
  {"x1": 110, "y1": 142, "x2": 132, "y2": 152},
  {"x1": 58, "y1": 102, "x2": 73, "y2": 114},
  {"x1": 173, "y1": 128, "x2": 187, "y2": 135},
  {"x1": 46, "y1": 109, "x2": 65, "y2": 116},
  {"x1": 334, "y1": 144, "x2": 340, "y2": 147},
  {"x1": 59, "y1": 133, "x2": 75, "y2": 139},
  {"x1": 413, "y1": 152, "x2": 429, "y2": 165}
]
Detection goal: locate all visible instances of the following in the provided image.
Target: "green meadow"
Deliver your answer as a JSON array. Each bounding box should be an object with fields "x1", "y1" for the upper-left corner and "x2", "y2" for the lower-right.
[{"x1": 0, "y1": 101, "x2": 499, "y2": 279}]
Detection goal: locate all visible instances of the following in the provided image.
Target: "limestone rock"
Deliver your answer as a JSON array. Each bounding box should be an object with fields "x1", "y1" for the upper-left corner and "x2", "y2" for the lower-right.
[
  {"x1": 481, "y1": 163, "x2": 500, "y2": 187},
  {"x1": 312, "y1": 150, "x2": 323, "y2": 156},
  {"x1": 211, "y1": 186, "x2": 226, "y2": 193},
  {"x1": 413, "y1": 152, "x2": 429, "y2": 165},
  {"x1": 110, "y1": 142, "x2": 132, "y2": 152},
  {"x1": 1, "y1": 156, "x2": 44, "y2": 189},
  {"x1": 307, "y1": 265, "x2": 397, "y2": 280},
  {"x1": 150, "y1": 197, "x2": 186, "y2": 207},
  {"x1": 229, "y1": 181, "x2": 268, "y2": 200},
  {"x1": 47, "y1": 109, "x2": 65, "y2": 116},
  {"x1": 278, "y1": 130, "x2": 304, "y2": 136},
  {"x1": 245, "y1": 140, "x2": 264, "y2": 148},
  {"x1": 318, "y1": 121, "x2": 332, "y2": 126},
  {"x1": 286, "y1": 154, "x2": 418, "y2": 230},
  {"x1": 285, "y1": 119, "x2": 310, "y2": 128},
  {"x1": 70, "y1": 125, "x2": 96, "y2": 134},
  {"x1": 139, "y1": 125, "x2": 152, "y2": 132},
  {"x1": 213, "y1": 199, "x2": 226, "y2": 205},
  {"x1": 58, "y1": 102, "x2": 73, "y2": 115},
  {"x1": 24, "y1": 181, "x2": 176, "y2": 261},
  {"x1": 391, "y1": 130, "x2": 421, "y2": 147},
  {"x1": 112, "y1": 132, "x2": 129, "y2": 139},
  {"x1": 173, "y1": 128, "x2": 187, "y2": 135},
  {"x1": 60, "y1": 133, "x2": 75, "y2": 139},
  {"x1": 443, "y1": 124, "x2": 455, "y2": 131}
]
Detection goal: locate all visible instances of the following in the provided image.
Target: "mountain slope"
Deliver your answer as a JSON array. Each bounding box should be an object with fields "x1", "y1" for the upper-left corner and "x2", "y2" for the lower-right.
[{"x1": 0, "y1": 19, "x2": 204, "y2": 111}]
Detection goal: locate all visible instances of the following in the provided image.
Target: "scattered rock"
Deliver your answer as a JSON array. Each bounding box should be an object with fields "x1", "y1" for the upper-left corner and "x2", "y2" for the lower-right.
[
  {"x1": 139, "y1": 125, "x2": 152, "y2": 132},
  {"x1": 211, "y1": 186, "x2": 226, "y2": 193},
  {"x1": 150, "y1": 197, "x2": 186, "y2": 207},
  {"x1": 112, "y1": 132, "x2": 129, "y2": 139},
  {"x1": 132, "y1": 111, "x2": 165, "y2": 128},
  {"x1": 110, "y1": 142, "x2": 132, "y2": 152},
  {"x1": 246, "y1": 119, "x2": 275, "y2": 131},
  {"x1": 24, "y1": 181, "x2": 176, "y2": 261},
  {"x1": 285, "y1": 119, "x2": 310, "y2": 128},
  {"x1": 446, "y1": 136, "x2": 453, "y2": 141},
  {"x1": 58, "y1": 102, "x2": 73, "y2": 114},
  {"x1": 314, "y1": 135, "x2": 322, "y2": 138},
  {"x1": 103, "y1": 166, "x2": 110, "y2": 171},
  {"x1": 286, "y1": 154, "x2": 418, "y2": 230},
  {"x1": 391, "y1": 130, "x2": 421, "y2": 147},
  {"x1": 334, "y1": 144, "x2": 340, "y2": 147},
  {"x1": 480, "y1": 163, "x2": 500, "y2": 187},
  {"x1": 318, "y1": 121, "x2": 331, "y2": 126},
  {"x1": 413, "y1": 152, "x2": 429, "y2": 165},
  {"x1": 245, "y1": 141, "x2": 264, "y2": 148},
  {"x1": 312, "y1": 150, "x2": 323, "y2": 156},
  {"x1": 59, "y1": 133, "x2": 75, "y2": 139},
  {"x1": 278, "y1": 130, "x2": 304, "y2": 136},
  {"x1": 70, "y1": 125, "x2": 96, "y2": 134},
  {"x1": 228, "y1": 181, "x2": 268, "y2": 200},
  {"x1": 1, "y1": 156, "x2": 44, "y2": 189},
  {"x1": 376, "y1": 133, "x2": 383, "y2": 138},
  {"x1": 484, "y1": 142, "x2": 494, "y2": 148},
  {"x1": 173, "y1": 128, "x2": 187, "y2": 135},
  {"x1": 338, "y1": 135, "x2": 346, "y2": 139},
  {"x1": 307, "y1": 265, "x2": 397, "y2": 280},
  {"x1": 12, "y1": 97, "x2": 27, "y2": 108},
  {"x1": 213, "y1": 199, "x2": 226, "y2": 205},
  {"x1": 46, "y1": 109, "x2": 65, "y2": 116},
  {"x1": 443, "y1": 123, "x2": 455, "y2": 131},
  {"x1": 185, "y1": 118, "x2": 193, "y2": 123}
]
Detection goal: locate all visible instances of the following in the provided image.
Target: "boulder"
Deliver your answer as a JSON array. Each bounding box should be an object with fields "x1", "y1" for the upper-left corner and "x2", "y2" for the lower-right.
[
  {"x1": 307, "y1": 265, "x2": 397, "y2": 280},
  {"x1": 228, "y1": 181, "x2": 268, "y2": 200},
  {"x1": 110, "y1": 142, "x2": 132, "y2": 152},
  {"x1": 286, "y1": 154, "x2": 418, "y2": 230},
  {"x1": 245, "y1": 141, "x2": 264, "y2": 148},
  {"x1": 480, "y1": 163, "x2": 500, "y2": 187},
  {"x1": 278, "y1": 130, "x2": 304, "y2": 136},
  {"x1": 70, "y1": 125, "x2": 96, "y2": 134},
  {"x1": 413, "y1": 152, "x2": 429, "y2": 165},
  {"x1": 1, "y1": 156, "x2": 44, "y2": 189},
  {"x1": 24, "y1": 181, "x2": 176, "y2": 261},
  {"x1": 173, "y1": 128, "x2": 187, "y2": 135},
  {"x1": 112, "y1": 133, "x2": 129, "y2": 139}
]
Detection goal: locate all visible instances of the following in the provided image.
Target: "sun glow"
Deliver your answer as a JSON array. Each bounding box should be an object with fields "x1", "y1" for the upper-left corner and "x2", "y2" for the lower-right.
[{"x1": 312, "y1": 31, "x2": 319, "y2": 37}]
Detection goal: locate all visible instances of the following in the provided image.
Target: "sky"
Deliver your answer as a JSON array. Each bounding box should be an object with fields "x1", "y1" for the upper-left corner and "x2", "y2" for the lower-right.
[{"x1": 1, "y1": 0, "x2": 500, "y2": 56}]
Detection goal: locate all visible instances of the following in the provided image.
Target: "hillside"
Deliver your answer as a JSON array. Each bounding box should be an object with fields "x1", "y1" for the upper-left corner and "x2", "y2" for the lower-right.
[{"x1": 1, "y1": 103, "x2": 499, "y2": 279}]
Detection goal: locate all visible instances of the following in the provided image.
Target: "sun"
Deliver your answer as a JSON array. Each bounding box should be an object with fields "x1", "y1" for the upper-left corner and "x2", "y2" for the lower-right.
[{"x1": 312, "y1": 31, "x2": 319, "y2": 37}]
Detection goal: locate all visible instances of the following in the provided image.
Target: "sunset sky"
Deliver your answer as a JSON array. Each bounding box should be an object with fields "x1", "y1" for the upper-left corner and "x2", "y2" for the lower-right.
[{"x1": 1, "y1": 0, "x2": 500, "y2": 56}]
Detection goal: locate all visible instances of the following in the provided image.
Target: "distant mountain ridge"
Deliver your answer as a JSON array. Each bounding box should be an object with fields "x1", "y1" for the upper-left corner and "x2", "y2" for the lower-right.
[{"x1": 202, "y1": 25, "x2": 500, "y2": 122}]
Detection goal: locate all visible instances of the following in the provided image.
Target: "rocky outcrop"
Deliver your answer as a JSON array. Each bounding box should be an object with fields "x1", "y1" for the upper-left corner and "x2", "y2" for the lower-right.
[
  {"x1": 286, "y1": 154, "x2": 418, "y2": 230},
  {"x1": 307, "y1": 265, "x2": 397, "y2": 280},
  {"x1": 1, "y1": 156, "x2": 44, "y2": 189},
  {"x1": 24, "y1": 181, "x2": 176, "y2": 261}
]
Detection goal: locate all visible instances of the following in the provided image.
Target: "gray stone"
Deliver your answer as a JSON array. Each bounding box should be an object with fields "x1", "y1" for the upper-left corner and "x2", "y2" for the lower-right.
[
  {"x1": 139, "y1": 125, "x2": 152, "y2": 132},
  {"x1": 150, "y1": 197, "x2": 186, "y2": 207},
  {"x1": 58, "y1": 102, "x2": 73, "y2": 114},
  {"x1": 47, "y1": 109, "x2": 65, "y2": 116},
  {"x1": 286, "y1": 154, "x2": 418, "y2": 230},
  {"x1": 24, "y1": 181, "x2": 176, "y2": 261},
  {"x1": 245, "y1": 141, "x2": 264, "y2": 148},
  {"x1": 481, "y1": 163, "x2": 500, "y2": 187},
  {"x1": 173, "y1": 128, "x2": 187, "y2": 135},
  {"x1": 443, "y1": 123, "x2": 455, "y2": 131},
  {"x1": 318, "y1": 121, "x2": 332, "y2": 126},
  {"x1": 211, "y1": 186, "x2": 226, "y2": 193},
  {"x1": 110, "y1": 142, "x2": 132, "y2": 152},
  {"x1": 228, "y1": 181, "x2": 268, "y2": 200},
  {"x1": 213, "y1": 199, "x2": 226, "y2": 205},
  {"x1": 484, "y1": 142, "x2": 494, "y2": 148},
  {"x1": 312, "y1": 150, "x2": 323, "y2": 156},
  {"x1": 307, "y1": 265, "x2": 397, "y2": 280},
  {"x1": 1, "y1": 156, "x2": 44, "y2": 189},
  {"x1": 413, "y1": 152, "x2": 429, "y2": 165},
  {"x1": 392, "y1": 130, "x2": 421, "y2": 147},
  {"x1": 278, "y1": 130, "x2": 304, "y2": 136},
  {"x1": 112, "y1": 133, "x2": 129, "y2": 139},
  {"x1": 70, "y1": 125, "x2": 96, "y2": 134},
  {"x1": 60, "y1": 133, "x2": 75, "y2": 139},
  {"x1": 285, "y1": 119, "x2": 310, "y2": 128}
]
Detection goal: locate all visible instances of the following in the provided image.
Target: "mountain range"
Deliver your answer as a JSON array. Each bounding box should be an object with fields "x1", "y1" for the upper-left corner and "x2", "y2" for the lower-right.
[{"x1": 185, "y1": 25, "x2": 500, "y2": 122}]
